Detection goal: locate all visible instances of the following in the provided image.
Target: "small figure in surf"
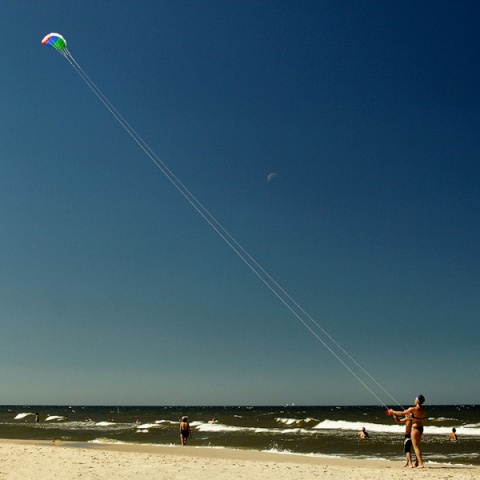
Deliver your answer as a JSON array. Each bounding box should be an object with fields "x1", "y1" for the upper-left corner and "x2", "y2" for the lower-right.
[
  {"x1": 356, "y1": 427, "x2": 369, "y2": 439},
  {"x1": 35, "y1": 413, "x2": 40, "y2": 423},
  {"x1": 179, "y1": 416, "x2": 191, "y2": 445},
  {"x1": 393, "y1": 414, "x2": 413, "y2": 467},
  {"x1": 388, "y1": 394, "x2": 426, "y2": 468},
  {"x1": 449, "y1": 428, "x2": 457, "y2": 442}
]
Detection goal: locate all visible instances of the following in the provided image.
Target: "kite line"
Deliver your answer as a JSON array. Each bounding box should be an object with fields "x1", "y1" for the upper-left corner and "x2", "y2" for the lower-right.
[{"x1": 42, "y1": 33, "x2": 403, "y2": 410}]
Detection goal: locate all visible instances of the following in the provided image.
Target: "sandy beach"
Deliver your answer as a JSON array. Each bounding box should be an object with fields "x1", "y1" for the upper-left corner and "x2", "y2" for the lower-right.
[{"x1": 0, "y1": 439, "x2": 478, "y2": 480}]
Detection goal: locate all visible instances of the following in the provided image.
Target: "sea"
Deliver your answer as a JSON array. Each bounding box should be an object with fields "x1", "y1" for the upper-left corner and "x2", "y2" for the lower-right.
[{"x1": 1, "y1": 405, "x2": 478, "y2": 466}]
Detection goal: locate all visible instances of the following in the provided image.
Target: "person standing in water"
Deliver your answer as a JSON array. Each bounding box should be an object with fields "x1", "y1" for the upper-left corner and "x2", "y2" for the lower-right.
[
  {"x1": 389, "y1": 394, "x2": 426, "y2": 468},
  {"x1": 179, "y1": 416, "x2": 191, "y2": 446}
]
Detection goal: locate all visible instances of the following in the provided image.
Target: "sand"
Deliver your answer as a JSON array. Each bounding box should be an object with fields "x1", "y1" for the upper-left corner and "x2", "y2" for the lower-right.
[{"x1": 0, "y1": 439, "x2": 478, "y2": 479}]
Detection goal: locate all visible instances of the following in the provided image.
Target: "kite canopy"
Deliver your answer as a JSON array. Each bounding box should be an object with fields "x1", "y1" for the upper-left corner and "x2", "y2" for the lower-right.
[{"x1": 42, "y1": 33, "x2": 67, "y2": 51}]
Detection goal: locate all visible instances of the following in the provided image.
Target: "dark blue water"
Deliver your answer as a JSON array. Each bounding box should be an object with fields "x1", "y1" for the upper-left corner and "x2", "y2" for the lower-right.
[{"x1": 1, "y1": 405, "x2": 478, "y2": 466}]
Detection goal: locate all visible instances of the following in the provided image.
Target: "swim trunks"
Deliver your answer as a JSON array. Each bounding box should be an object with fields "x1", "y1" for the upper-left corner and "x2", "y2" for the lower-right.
[{"x1": 403, "y1": 434, "x2": 412, "y2": 453}]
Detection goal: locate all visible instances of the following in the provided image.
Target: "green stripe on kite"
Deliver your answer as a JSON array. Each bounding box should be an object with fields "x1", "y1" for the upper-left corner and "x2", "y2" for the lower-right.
[{"x1": 42, "y1": 33, "x2": 67, "y2": 51}]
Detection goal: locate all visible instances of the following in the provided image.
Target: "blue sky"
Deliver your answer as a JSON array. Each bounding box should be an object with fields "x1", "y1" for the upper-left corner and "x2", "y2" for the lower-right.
[{"x1": 1, "y1": 1, "x2": 479, "y2": 406}]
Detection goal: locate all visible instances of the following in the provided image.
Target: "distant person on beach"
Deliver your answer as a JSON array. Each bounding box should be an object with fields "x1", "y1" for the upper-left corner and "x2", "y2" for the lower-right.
[
  {"x1": 393, "y1": 414, "x2": 413, "y2": 467},
  {"x1": 179, "y1": 416, "x2": 191, "y2": 445},
  {"x1": 449, "y1": 428, "x2": 457, "y2": 441},
  {"x1": 35, "y1": 413, "x2": 40, "y2": 423},
  {"x1": 356, "y1": 427, "x2": 369, "y2": 439},
  {"x1": 388, "y1": 394, "x2": 426, "y2": 468}
]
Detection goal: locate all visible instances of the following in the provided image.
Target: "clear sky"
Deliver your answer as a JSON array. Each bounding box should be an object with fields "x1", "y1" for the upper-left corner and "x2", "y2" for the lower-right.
[{"x1": 1, "y1": 1, "x2": 479, "y2": 406}]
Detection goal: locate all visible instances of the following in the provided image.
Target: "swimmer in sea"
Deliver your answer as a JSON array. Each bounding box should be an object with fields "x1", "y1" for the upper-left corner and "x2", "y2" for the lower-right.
[
  {"x1": 179, "y1": 416, "x2": 191, "y2": 446},
  {"x1": 356, "y1": 427, "x2": 369, "y2": 439},
  {"x1": 389, "y1": 394, "x2": 426, "y2": 468}
]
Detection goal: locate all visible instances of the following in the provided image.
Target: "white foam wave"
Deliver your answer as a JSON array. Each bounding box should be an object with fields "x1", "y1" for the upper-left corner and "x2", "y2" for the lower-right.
[
  {"x1": 261, "y1": 448, "x2": 356, "y2": 461},
  {"x1": 195, "y1": 422, "x2": 244, "y2": 433},
  {"x1": 45, "y1": 415, "x2": 65, "y2": 422},
  {"x1": 313, "y1": 420, "x2": 480, "y2": 436},
  {"x1": 14, "y1": 413, "x2": 34, "y2": 420},
  {"x1": 154, "y1": 420, "x2": 177, "y2": 425},
  {"x1": 136, "y1": 423, "x2": 162, "y2": 429},
  {"x1": 276, "y1": 417, "x2": 298, "y2": 425},
  {"x1": 313, "y1": 420, "x2": 396, "y2": 433},
  {"x1": 194, "y1": 421, "x2": 313, "y2": 436},
  {"x1": 90, "y1": 438, "x2": 128, "y2": 445},
  {"x1": 276, "y1": 417, "x2": 318, "y2": 425},
  {"x1": 465, "y1": 422, "x2": 480, "y2": 428}
]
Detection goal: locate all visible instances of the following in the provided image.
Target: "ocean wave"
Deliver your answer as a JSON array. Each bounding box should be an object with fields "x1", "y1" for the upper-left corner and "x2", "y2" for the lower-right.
[
  {"x1": 31, "y1": 420, "x2": 137, "y2": 432},
  {"x1": 313, "y1": 419, "x2": 398, "y2": 433},
  {"x1": 276, "y1": 417, "x2": 298, "y2": 425},
  {"x1": 89, "y1": 438, "x2": 130, "y2": 445},
  {"x1": 312, "y1": 419, "x2": 480, "y2": 436},
  {"x1": 154, "y1": 420, "x2": 177, "y2": 425},
  {"x1": 192, "y1": 418, "x2": 480, "y2": 437},
  {"x1": 13, "y1": 413, "x2": 34, "y2": 420},
  {"x1": 136, "y1": 423, "x2": 163, "y2": 430},
  {"x1": 194, "y1": 421, "x2": 314, "y2": 436},
  {"x1": 276, "y1": 417, "x2": 318, "y2": 426}
]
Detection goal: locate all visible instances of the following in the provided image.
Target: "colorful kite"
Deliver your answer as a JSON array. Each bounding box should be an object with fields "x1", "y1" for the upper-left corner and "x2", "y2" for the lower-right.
[{"x1": 41, "y1": 33, "x2": 67, "y2": 51}]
